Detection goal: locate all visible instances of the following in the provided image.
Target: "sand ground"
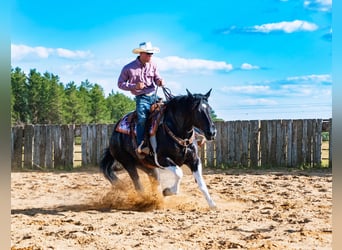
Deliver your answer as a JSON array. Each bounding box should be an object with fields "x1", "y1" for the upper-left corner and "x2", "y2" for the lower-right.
[{"x1": 11, "y1": 166, "x2": 332, "y2": 250}]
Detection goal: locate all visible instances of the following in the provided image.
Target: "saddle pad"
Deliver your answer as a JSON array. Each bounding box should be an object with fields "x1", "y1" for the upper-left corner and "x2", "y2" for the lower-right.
[
  {"x1": 115, "y1": 112, "x2": 136, "y2": 135},
  {"x1": 115, "y1": 107, "x2": 165, "y2": 136}
]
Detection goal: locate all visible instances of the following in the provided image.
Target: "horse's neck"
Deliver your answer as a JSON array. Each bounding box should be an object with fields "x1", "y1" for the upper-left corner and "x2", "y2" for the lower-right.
[{"x1": 164, "y1": 110, "x2": 193, "y2": 138}]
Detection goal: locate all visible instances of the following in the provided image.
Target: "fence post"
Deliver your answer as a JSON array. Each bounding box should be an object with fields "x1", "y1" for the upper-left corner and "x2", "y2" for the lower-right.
[
  {"x1": 249, "y1": 120, "x2": 259, "y2": 167},
  {"x1": 329, "y1": 118, "x2": 332, "y2": 168},
  {"x1": 11, "y1": 126, "x2": 23, "y2": 169},
  {"x1": 23, "y1": 124, "x2": 34, "y2": 169}
]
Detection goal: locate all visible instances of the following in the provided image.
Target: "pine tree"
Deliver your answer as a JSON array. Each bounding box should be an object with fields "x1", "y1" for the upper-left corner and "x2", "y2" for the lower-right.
[
  {"x1": 89, "y1": 83, "x2": 109, "y2": 123},
  {"x1": 11, "y1": 67, "x2": 29, "y2": 124},
  {"x1": 106, "y1": 90, "x2": 135, "y2": 122}
]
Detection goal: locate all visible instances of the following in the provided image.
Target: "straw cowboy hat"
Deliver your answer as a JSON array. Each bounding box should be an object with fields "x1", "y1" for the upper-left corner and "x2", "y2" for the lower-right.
[{"x1": 132, "y1": 41, "x2": 160, "y2": 54}]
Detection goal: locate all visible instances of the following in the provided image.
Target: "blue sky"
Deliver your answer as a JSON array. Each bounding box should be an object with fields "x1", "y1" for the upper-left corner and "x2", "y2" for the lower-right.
[{"x1": 11, "y1": 0, "x2": 332, "y2": 121}]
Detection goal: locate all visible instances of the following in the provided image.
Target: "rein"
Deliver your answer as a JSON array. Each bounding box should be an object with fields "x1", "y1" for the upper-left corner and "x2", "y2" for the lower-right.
[
  {"x1": 163, "y1": 123, "x2": 196, "y2": 148},
  {"x1": 157, "y1": 86, "x2": 196, "y2": 150}
]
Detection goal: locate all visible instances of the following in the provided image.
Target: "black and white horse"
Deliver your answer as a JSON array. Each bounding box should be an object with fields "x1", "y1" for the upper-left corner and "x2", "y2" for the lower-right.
[{"x1": 100, "y1": 89, "x2": 217, "y2": 208}]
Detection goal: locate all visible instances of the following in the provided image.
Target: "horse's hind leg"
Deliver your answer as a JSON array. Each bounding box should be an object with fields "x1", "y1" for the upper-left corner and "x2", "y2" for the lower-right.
[
  {"x1": 140, "y1": 167, "x2": 161, "y2": 194},
  {"x1": 125, "y1": 164, "x2": 144, "y2": 192}
]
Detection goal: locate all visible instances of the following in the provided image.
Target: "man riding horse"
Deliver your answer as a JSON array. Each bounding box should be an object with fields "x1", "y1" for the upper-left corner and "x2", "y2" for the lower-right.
[
  {"x1": 117, "y1": 41, "x2": 163, "y2": 159},
  {"x1": 102, "y1": 41, "x2": 217, "y2": 208}
]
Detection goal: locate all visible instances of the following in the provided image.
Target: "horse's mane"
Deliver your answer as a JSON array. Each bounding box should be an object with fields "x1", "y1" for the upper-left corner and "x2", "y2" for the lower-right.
[{"x1": 165, "y1": 92, "x2": 208, "y2": 109}]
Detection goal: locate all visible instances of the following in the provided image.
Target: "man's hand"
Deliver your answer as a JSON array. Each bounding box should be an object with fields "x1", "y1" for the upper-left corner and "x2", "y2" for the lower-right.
[
  {"x1": 156, "y1": 79, "x2": 164, "y2": 87},
  {"x1": 135, "y1": 82, "x2": 145, "y2": 90}
]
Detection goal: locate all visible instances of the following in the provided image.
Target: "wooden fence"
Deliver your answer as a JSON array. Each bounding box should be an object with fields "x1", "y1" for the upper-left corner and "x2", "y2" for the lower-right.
[{"x1": 11, "y1": 119, "x2": 332, "y2": 170}]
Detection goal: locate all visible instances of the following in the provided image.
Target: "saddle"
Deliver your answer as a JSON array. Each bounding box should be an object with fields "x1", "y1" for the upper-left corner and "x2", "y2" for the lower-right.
[{"x1": 115, "y1": 102, "x2": 166, "y2": 140}]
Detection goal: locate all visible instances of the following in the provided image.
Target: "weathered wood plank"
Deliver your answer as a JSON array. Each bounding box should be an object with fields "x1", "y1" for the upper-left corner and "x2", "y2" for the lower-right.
[
  {"x1": 81, "y1": 125, "x2": 88, "y2": 166},
  {"x1": 306, "y1": 119, "x2": 313, "y2": 165},
  {"x1": 329, "y1": 118, "x2": 332, "y2": 168},
  {"x1": 296, "y1": 120, "x2": 303, "y2": 166},
  {"x1": 23, "y1": 124, "x2": 34, "y2": 168},
  {"x1": 260, "y1": 120, "x2": 268, "y2": 166},
  {"x1": 206, "y1": 141, "x2": 215, "y2": 167},
  {"x1": 63, "y1": 124, "x2": 74, "y2": 168},
  {"x1": 241, "y1": 121, "x2": 248, "y2": 167},
  {"x1": 33, "y1": 125, "x2": 41, "y2": 169},
  {"x1": 291, "y1": 120, "x2": 298, "y2": 167},
  {"x1": 45, "y1": 125, "x2": 53, "y2": 169},
  {"x1": 215, "y1": 121, "x2": 223, "y2": 167},
  {"x1": 269, "y1": 120, "x2": 277, "y2": 166},
  {"x1": 11, "y1": 126, "x2": 23, "y2": 169},
  {"x1": 249, "y1": 120, "x2": 259, "y2": 167},
  {"x1": 227, "y1": 121, "x2": 235, "y2": 166},
  {"x1": 221, "y1": 121, "x2": 229, "y2": 165},
  {"x1": 53, "y1": 125, "x2": 62, "y2": 167},
  {"x1": 275, "y1": 120, "x2": 283, "y2": 166},
  {"x1": 301, "y1": 120, "x2": 308, "y2": 166},
  {"x1": 286, "y1": 120, "x2": 293, "y2": 167},
  {"x1": 313, "y1": 119, "x2": 322, "y2": 166},
  {"x1": 235, "y1": 121, "x2": 242, "y2": 166},
  {"x1": 39, "y1": 125, "x2": 47, "y2": 168}
]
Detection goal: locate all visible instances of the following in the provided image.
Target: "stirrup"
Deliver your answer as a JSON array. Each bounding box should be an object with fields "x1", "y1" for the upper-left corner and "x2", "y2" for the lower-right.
[{"x1": 137, "y1": 140, "x2": 150, "y2": 155}]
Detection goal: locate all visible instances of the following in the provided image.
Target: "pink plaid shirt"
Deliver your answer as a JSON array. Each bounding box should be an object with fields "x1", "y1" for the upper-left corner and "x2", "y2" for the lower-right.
[{"x1": 118, "y1": 57, "x2": 162, "y2": 96}]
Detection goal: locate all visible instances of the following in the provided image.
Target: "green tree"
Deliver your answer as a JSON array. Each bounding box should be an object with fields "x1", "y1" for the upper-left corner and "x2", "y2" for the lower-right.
[
  {"x1": 77, "y1": 79, "x2": 93, "y2": 123},
  {"x1": 106, "y1": 90, "x2": 135, "y2": 122},
  {"x1": 64, "y1": 81, "x2": 85, "y2": 124},
  {"x1": 89, "y1": 83, "x2": 109, "y2": 123},
  {"x1": 27, "y1": 69, "x2": 45, "y2": 123},
  {"x1": 210, "y1": 109, "x2": 224, "y2": 122},
  {"x1": 11, "y1": 67, "x2": 29, "y2": 124},
  {"x1": 43, "y1": 72, "x2": 65, "y2": 124}
]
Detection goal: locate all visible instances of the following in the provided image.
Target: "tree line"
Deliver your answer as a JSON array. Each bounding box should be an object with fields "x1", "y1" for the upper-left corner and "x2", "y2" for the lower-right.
[
  {"x1": 11, "y1": 67, "x2": 136, "y2": 125},
  {"x1": 11, "y1": 67, "x2": 222, "y2": 125}
]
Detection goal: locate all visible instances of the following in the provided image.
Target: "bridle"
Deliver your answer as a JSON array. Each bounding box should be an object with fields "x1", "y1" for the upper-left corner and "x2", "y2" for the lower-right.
[{"x1": 163, "y1": 123, "x2": 196, "y2": 148}]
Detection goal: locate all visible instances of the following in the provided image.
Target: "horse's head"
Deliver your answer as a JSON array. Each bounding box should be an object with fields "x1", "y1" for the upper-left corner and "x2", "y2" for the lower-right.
[{"x1": 186, "y1": 89, "x2": 217, "y2": 141}]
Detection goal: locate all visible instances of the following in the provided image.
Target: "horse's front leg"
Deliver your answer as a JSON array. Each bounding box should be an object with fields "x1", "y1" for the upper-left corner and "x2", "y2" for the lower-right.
[
  {"x1": 192, "y1": 160, "x2": 217, "y2": 209},
  {"x1": 163, "y1": 163, "x2": 184, "y2": 196}
]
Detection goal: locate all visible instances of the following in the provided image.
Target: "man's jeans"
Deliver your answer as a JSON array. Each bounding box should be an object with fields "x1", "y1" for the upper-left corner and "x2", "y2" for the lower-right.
[{"x1": 136, "y1": 94, "x2": 157, "y2": 146}]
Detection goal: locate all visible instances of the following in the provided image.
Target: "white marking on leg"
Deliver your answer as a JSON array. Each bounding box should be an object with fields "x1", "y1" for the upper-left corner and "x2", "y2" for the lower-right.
[
  {"x1": 193, "y1": 162, "x2": 216, "y2": 208},
  {"x1": 166, "y1": 165, "x2": 183, "y2": 194}
]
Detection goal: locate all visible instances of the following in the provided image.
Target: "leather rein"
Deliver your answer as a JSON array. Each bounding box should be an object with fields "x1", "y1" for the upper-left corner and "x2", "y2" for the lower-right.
[
  {"x1": 163, "y1": 123, "x2": 196, "y2": 148},
  {"x1": 159, "y1": 86, "x2": 196, "y2": 149}
]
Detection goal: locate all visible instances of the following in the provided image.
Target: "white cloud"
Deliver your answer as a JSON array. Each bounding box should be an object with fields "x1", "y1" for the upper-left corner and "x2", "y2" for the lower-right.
[
  {"x1": 304, "y1": 0, "x2": 332, "y2": 12},
  {"x1": 155, "y1": 56, "x2": 233, "y2": 72},
  {"x1": 55, "y1": 48, "x2": 92, "y2": 59},
  {"x1": 11, "y1": 44, "x2": 93, "y2": 61},
  {"x1": 221, "y1": 85, "x2": 270, "y2": 94},
  {"x1": 254, "y1": 20, "x2": 318, "y2": 33},
  {"x1": 286, "y1": 74, "x2": 331, "y2": 83},
  {"x1": 240, "y1": 63, "x2": 260, "y2": 70},
  {"x1": 243, "y1": 98, "x2": 278, "y2": 106}
]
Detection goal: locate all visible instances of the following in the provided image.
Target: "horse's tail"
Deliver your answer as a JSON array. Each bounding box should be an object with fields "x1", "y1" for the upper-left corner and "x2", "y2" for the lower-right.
[{"x1": 100, "y1": 147, "x2": 117, "y2": 183}]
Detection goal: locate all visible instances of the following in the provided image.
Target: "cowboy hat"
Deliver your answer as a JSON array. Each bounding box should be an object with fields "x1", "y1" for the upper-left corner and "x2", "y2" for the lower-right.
[{"x1": 132, "y1": 41, "x2": 160, "y2": 54}]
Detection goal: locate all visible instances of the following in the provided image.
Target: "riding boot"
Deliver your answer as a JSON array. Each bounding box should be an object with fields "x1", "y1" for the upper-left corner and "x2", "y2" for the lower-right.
[{"x1": 136, "y1": 140, "x2": 150, "y2": 159}]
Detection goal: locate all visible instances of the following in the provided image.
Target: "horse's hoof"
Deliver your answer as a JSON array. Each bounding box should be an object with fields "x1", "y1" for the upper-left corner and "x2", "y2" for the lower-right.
[
  {"x1": 209, "y1": 204, "x2": 218, "y2": 210},
  {"x1": 163, "y1": 188, "x2": 174, "y2": 196}
]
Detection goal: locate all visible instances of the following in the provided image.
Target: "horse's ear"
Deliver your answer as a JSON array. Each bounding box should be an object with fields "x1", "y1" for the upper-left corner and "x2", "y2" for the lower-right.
[
  {"x1": 186, "y1": 89, "x2": 193, "y2": 98},
  {"x1": 205, "y1": 89, "x2": 212, "y2": 99}
]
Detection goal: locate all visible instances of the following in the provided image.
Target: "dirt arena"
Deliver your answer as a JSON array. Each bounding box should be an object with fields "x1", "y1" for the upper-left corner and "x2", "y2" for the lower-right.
[{"x1": 11, "y1": 166, "x2": 332, "y2": 250}]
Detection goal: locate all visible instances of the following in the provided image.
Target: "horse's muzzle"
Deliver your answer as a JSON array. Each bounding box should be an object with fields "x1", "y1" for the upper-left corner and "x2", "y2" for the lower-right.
[{"x1": 205, "y1": 127, "x2": 217, "y2": 141}]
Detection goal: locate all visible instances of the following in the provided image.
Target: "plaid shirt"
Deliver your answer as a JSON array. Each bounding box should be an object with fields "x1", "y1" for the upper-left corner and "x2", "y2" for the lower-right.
[{"x1": 118, "y1": 57, "x2": 162, "y2": 96}]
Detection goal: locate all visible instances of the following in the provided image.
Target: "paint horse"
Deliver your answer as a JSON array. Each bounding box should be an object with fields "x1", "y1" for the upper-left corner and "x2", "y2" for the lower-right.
[{"x1": 100, "y1": 89, "x2": 217, "y2": 208}]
